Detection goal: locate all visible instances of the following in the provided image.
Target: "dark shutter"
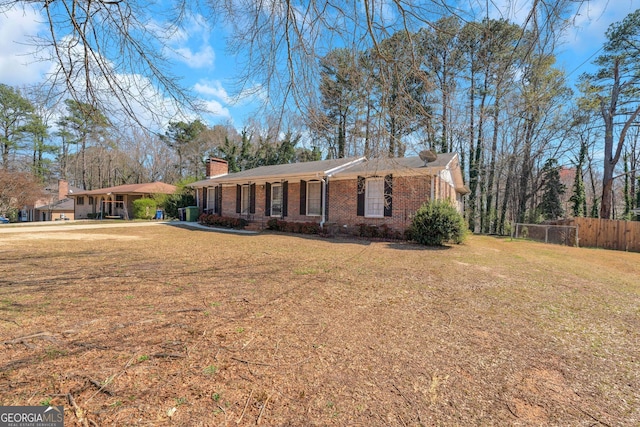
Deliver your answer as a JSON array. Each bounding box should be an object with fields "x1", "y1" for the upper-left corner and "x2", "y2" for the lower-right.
[
  {"x1": 356, "y1": 176, "x2": 365, "y2": 217},
  {"x1": 235, "y1": 184, "x2": 241, "y2": 213},
  {"x1": 250, "y1": 183, "x2": 256, "y2": 214},
  {"x1": 282, "y1": 181, "x2": 288, "y2": 217},
  {"x1": 299, "y1": 180, "x2": 307, "y2": 215},
  {"x1": 384, "y1": 174, "x2": 393, "y2": 217},
  {"x1": 265, "y1": 182, "x2": 271, "y2": 216},
  {"x1": 216, "y1": 185, "x2": 222, "y2": 215}
]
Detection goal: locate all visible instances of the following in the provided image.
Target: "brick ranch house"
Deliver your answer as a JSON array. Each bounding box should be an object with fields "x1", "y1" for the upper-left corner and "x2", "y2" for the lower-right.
[
  {"x1": 190, "y1": 154, "x2": 468, "y2": 233},
  {"x1": 68, "y1": 182, "x2": 177, "y2": 220}
]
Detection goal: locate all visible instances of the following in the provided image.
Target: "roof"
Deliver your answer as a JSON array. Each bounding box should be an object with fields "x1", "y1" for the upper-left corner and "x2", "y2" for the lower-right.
[
  {"x1": 189, "y1": 153, "x2": 468, "y2": 194},
  {"x1": 35, "y1": 198, "x2": 74, "y2": 212},
  {"x1": 330, "y1": 153, "x2": 457, "y2": 178},
  {"x1": 190, "y1": 157, "x2": 365, "y2": 187},
  {"x1": 69, "y1": 182, "x2": 177, "y2": 196}
]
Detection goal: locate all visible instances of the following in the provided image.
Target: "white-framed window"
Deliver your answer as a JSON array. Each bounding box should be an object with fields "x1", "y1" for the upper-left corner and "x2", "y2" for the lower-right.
[
  {"x1": 271, "y1": 183, "x2": 283, "y2": 216},
  {"x1": 206, "y1": 187, "x2": 216, "y2": 212},
  {"x1": 241, "y1": 185, "x2": 251, "y2": 214},
  {"x1": 365, "y1": 177, "x2": 384, "y2": 217},
  {"x1": 77, "y1": 196, "x2": 85, "y2": 205},
  {"x1": 306, "y1": 181, "x2": 322, "y2": 216}
]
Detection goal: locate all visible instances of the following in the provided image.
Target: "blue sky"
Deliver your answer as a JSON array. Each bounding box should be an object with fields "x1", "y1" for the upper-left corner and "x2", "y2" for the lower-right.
[{"x1": 0, "y1": 0, "x2": 638, "y2": 130}]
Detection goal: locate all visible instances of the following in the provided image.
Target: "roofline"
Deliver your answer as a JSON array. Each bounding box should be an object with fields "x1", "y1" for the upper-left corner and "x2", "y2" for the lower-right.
[
  {"x1": 325, "y1": 156, "x2": 366, "y2": 176},
  {"x1": 195, "y1": 158, "x2": 367, "y2": 186}
]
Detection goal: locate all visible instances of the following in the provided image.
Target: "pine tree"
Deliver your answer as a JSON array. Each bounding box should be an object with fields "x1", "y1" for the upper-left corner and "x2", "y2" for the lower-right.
[
  {"x1": 569, "y1": 141, "x2": 587, "y2": 217},
  {"x1": 538, "y1": 158, "x2": 566, "y2": 221}
]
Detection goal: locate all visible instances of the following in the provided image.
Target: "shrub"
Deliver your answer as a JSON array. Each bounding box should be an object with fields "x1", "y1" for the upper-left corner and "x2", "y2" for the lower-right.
[
  {"x1": 198, "y1": 214, "x2": 248, "y2": 229},
  {"x1": 162, "y1": 193, "x2": 195, "y2": 219},
  {"x1": 409, "y1": 200, "x2": 468, "y2": 246},
  {"x1": 133, "y1": 198, "x2": 158, "y2": 220},
  {"x1": 266, "y1": 218, "x2": 320, "y2": 235}
]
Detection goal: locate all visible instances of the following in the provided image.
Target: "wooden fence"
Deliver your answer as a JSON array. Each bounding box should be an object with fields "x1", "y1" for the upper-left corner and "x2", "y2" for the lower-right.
[{"x1": 559, "y1": 218, "x2": 640, "y2": 252}]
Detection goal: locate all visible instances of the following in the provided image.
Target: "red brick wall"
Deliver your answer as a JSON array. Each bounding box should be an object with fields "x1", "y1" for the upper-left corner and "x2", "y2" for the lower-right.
[
  {"x1": 214, "y1": 175, "x2": 439, "y2": 233},
  {"x1": 327, "y1": 176, "x2": 433, "y2": 232},
  {"x1": 219, "y1": 181, "x2": 321, "y2": 227}
]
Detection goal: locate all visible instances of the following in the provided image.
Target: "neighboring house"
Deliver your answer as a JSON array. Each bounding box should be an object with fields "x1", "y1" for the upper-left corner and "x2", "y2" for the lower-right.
[
  {"x1": 190, "y1": 153, "x2": 468, "y2": 233},
  {"x1": 68, "y1": 182, "x2": 177, "y2": 220},
  {"x1": 21, "y1": 180, "x2": 81, "y2": 222}
]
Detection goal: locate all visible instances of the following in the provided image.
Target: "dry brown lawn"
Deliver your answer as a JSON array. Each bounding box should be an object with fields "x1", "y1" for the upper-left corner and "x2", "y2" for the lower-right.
[{"x1": 0, "y1": 223, "x2": 638, "y2": 426}]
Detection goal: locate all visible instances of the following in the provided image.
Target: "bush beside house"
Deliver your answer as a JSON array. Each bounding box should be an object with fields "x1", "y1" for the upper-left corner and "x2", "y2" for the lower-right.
[
  {"x1": 133, "y1": 198, "x2": 158, "y2": 220},
  {"x1": 408, "y1": 200, "x2": 468, "y2": 246}
]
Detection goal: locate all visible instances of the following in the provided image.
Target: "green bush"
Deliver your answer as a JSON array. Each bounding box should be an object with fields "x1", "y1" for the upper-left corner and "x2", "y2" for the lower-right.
[
  {"x1": 161, "y1": 192, "x2": 195, "y2": 219},
  {"x1": 133, "y1": 198, "x2": 158, "y2": 220},
  {"x1": 409, "y1": 200, "x2": 468, "y2": 246}
]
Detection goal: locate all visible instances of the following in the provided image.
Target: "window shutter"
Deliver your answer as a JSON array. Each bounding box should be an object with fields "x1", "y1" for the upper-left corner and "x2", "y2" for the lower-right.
[
  {"x1": 250, "y1": 183, "x2": 256, "y2": 214},
  {"x1": 235, "y1": 184, "x2": 241, "y2": 213},
  {"x1": 356, "y1": 176, "x2": 365, "y2": 217},
  {"x1": 384, "y1": 174, "x2": 393, "y2": 217},
  {"x1": 299, "y1": 180, "x2": 307, "y2": 215},
  {"x1": 282, "y1": 181, "x2": 288, "y2": 217},
  {"x1": 216, "y1": 185, "x2": 222, "y2": 215},
  {"x1": 265, "y1": 182, "x2": 271, "y2": 216}
]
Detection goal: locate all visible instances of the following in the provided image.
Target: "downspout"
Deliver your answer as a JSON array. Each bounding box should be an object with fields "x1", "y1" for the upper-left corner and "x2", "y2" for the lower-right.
[{"x1": 320, "y1": 177, "x2": 327, "y2": 229}]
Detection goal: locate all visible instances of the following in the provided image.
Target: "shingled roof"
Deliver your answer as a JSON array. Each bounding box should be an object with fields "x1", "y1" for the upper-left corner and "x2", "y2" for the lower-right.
[{"x1": 69, "y1": 182, "x2": 177, "y2": 196}]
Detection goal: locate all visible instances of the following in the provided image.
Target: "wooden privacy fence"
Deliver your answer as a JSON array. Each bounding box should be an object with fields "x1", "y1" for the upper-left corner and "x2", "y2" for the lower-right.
[{"x1": 558, "y1": 217, "x2": 640, "y2": 252}]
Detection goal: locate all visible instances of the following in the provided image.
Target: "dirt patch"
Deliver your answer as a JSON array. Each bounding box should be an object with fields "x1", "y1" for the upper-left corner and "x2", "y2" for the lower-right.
[{"x1": 0, "y1": 225, "x2": 638, "y2": 426}]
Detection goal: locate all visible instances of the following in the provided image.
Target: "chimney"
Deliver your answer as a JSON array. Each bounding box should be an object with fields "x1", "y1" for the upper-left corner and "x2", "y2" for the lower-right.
[
  {"x1": 206, "y1": 158, "x2": 229, "y2": 177},
  {"x1": 58, "y1": 179, "x2": 69, "y2": 200}
]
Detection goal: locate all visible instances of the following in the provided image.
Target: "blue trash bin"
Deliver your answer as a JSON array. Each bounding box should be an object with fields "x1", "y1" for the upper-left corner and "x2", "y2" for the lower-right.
[{"x1": 155, "y1": 209, "x2": 163, "y2": 220}]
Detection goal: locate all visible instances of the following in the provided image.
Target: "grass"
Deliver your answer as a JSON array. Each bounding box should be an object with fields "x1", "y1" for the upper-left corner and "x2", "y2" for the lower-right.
[{"x1": 0, "y1": 224, "x2": 638, "y2": 425}]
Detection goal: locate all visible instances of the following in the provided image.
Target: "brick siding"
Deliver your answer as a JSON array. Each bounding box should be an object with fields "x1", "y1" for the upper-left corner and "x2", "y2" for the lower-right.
[{"x1": 213, "y1": 175, "x2": 446, "y2": 233}]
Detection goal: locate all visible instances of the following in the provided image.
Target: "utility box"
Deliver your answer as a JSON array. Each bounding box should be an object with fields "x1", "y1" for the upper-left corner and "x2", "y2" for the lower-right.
[{"x1": 185, "y1": 206, "x2": 200, "y2": 222}]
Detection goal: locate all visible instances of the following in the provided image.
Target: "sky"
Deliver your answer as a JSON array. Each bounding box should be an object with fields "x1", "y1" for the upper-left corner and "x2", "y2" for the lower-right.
[{"x1": 0, "y1": 0, "x2": 638, "y2": 131}]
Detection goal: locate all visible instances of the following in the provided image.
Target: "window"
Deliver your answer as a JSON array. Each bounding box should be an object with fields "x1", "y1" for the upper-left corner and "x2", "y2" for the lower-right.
[
  {"x1": 365, "y1": 178, "x2": 384, "y2": 217},
  {"x1": 116, "y1": 195, "x2": 124, "y2": 202},
  {"x1": 77, "y1": 197, "x2": 85, "y2": 205},
  {"x1": 236, "y1": 184, "x2": 255, "y2": 215},
  {"x1": 357, "y1": 175, "x2": 393, "y2": 218},
  {"x1": 306, "y1": 181, "x2": 322, "y2": 216},
  {"x1": 206, "y1": 187, "x2": 216, "y2": 212},
  {"x1": 271, "y1": 184, "x2": 283, "y2": 216},
  {"x1": 88, "y1": 196, "x2": 94, "y2": 205},
  {"x1": 241, "y1": 185, "x2": 251, "y2": 214}
]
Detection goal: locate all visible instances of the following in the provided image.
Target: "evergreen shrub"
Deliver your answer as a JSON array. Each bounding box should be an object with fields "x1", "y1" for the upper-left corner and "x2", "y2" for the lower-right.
[
  {"x1": 409, "y1": 200, "x2": 468, "y2": 246},
  {"x1": 133, "y1": 198, "x2": 158, "y2": 220}
]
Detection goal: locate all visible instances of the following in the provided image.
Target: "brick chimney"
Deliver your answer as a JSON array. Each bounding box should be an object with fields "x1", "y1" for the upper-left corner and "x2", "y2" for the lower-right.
[
  {"x1": 206, "y1": 157, "x2": 228, "y2": 177},
  {"x1": 58, "y1": 179, "x2": 69, "y2": 200}
]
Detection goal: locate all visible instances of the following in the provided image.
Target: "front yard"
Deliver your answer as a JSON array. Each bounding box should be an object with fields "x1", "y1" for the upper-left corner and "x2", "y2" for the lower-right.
[{"x1": 0, "y1": 224, "x2": 638, "y2": 425}]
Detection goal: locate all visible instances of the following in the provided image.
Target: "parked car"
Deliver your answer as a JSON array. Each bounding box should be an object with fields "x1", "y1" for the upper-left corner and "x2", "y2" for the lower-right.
[{"x1": 0, "y1": 215, "x2": 9, "y2": 224}]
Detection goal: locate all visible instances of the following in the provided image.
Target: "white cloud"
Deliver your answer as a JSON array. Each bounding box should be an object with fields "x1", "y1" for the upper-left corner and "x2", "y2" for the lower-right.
[
  {"x1": 174, "y1": 45, "x2": 215, "y2": 68},
  {"x1": 194, "y1": 80, "x2": 229, "y2": 101},
  {"x1": 202, "y1": 99, "x2": 231, "y2": 119},
  {"x1": 0, "y1": 7, "x2": 51, "y2": 86},
  {"x1": 164, "y1": 13, "x2": 216, "y2": 69}
]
